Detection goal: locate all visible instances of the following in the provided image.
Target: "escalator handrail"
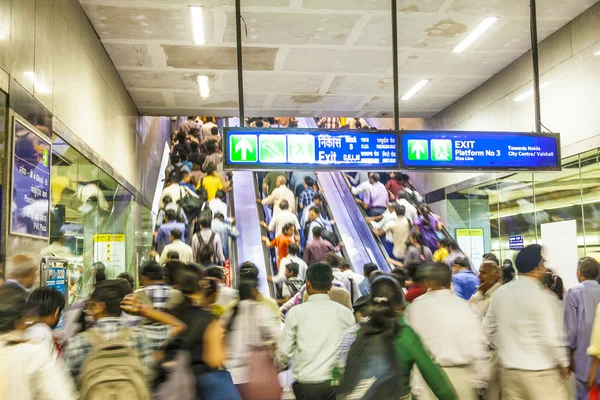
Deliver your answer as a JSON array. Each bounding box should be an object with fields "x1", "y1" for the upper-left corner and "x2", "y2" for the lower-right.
[
  {"x1": 331, "y1": 172, "x2": 390, "y2": 272},
  {"x1": 226, "y1": 190, "x2": 239, "y2": 290},
  {"x1": 314, "y1": 176, "x2": 352, "y2": 264},
  {"x1": 340, "y1": 173, "x2": 392, "y2": 269}
]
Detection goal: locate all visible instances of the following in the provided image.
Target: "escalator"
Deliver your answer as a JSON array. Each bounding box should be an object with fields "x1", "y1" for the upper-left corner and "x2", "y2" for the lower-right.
[
  {"x1": 231, "y1": 170, "x2": 275, "y2": 298},
  {"x1": 318, "y1": 172, "x2": 390, "y2": 274}
]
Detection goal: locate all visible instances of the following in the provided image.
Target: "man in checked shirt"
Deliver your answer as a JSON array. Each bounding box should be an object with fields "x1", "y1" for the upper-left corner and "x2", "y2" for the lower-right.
[{"x1": 63, "y1": 280, "x2": 186, "y2": 384}]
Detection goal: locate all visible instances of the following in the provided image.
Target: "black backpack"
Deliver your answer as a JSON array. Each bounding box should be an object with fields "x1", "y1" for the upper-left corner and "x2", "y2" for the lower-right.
[
  {"x1": 337, "y1": 328, "x2": 404, "y2": 399},
  {"x1": 305, "y1": 220, "x2": 340, "y2": 246},
  {"x1": 283, "y1": 278, "x2": 303, "y2": 297},
  {"x1": 195, "y1": 232, "x2": 216, "y2": 264},
  {"x1": 177, "y1": 186, "x2": 204, "y2": 219}
]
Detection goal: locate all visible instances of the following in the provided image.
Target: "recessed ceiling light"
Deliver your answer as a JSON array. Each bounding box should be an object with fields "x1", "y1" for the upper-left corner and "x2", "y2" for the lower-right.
[
  {"x1": 197, "y1": 75, "x2": 210, "y2": 99},
  {"x1": 452, "y1": 17, "x2": 498, "y2": 53},
  {"x1": 24, "y1": 71, "x2": 51, "y2": 94},
  {"x1": 595, "y1": 50, "x2": 600, "y2": 56},
  {"x1": 189, "y1": 6, "x2": 206, "y2": 45},
  {"x1": 401, "y1": 79, "x2": 429, "y2": 101},
  {"x1": 513, "y1": 82, "x2": 550, "y2": 102}
]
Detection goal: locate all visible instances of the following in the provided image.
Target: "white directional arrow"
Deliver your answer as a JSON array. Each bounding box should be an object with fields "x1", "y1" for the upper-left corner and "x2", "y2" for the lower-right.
[
  {"x1": 235, "y1": 138, "x2": 254, "y2": 160},
  {"x1": 412, "y1": 142, "x2": 425, "y2": 159}
]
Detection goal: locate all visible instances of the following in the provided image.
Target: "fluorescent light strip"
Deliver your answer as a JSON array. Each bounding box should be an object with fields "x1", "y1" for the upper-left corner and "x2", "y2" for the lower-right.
[
  {"x1": 197, "y1": 75, "x2": 210, "y2": 99},
  {"x1": 452, "y1": 17, "x2": 498, "y2": 53},
  {"x1": 401, "y1": 79, "x2": 429, "y2": 101},
  {"x1": 513, "y1": 82, "x2": 550, "y2": 102},
  {"x1": 189, "y1": 6, "x2": 206, "y2": 45},
  {"x1": 24, "y1": 71, "x2": 51, "y2": 94}
]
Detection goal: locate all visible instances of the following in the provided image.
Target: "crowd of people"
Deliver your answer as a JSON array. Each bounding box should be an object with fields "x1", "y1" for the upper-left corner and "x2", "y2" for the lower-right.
[{"x1": 6, "y1": 115, "x2": 600, "y2": 400}]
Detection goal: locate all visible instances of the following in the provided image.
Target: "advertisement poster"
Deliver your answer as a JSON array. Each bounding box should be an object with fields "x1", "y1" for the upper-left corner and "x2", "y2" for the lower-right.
[
  {"x1": 10, "y1": 119, "x2": 51, "y2": 238},
  {"x1": 456, "y1": 228, "x2": 485, "y2": 271},
  {"x1": 93, "y1": 234, "x2": 126, "y2": 276},
  {"x1": 44, "y1": 265, "x2": 67, "y2": 329}
]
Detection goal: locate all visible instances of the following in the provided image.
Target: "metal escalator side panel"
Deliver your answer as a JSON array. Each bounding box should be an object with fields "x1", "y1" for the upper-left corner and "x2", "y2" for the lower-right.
[
  {"x1": 330, "y1": 172, "x2": 391, "y2": 273},
  {"x1": 317, "y1": 172, "x2": 373, "y2": 274},
  {"x1": 231, "y1": 171, "x2": 272, "y2": 297}
]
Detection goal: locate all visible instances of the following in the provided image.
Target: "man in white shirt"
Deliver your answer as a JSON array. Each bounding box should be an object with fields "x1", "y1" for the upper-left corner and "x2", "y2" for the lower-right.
[
  {"x1": 305, "y1": 207, "x2": 333, "y2": 244},
  {"x1": 367, "y1": 202, "x2": 398, "y2": 242},
  {"x1": 211, "y1": 213, "x2": 240, "y2": 258},
  {"x1": 483, "y1": 244, "x2": 569, "y2": 400},
  {"x1": 278, "y1": 243, "x2": 308, "y2": 281},
  {"x1": 277, "y1": 263, "x2": 355, "y2": 400},
  {"x1": 208, "y1": 190, "x2": 230, "y2": 221},
  {"x1": 372, "y1": 204, "x2": 411, "y2": 261},
  {"x1": 338, "y1": 260, "x2": 363, "y2": 304},
  {"x1": 205, "y1": 266, "x2": 239, "y2": 308},
  {"x1": 345, "y1": 172, "x2": 370, "y2": 196},
  {"x1": 159, "y1": 229, "x2": 193, "y2": 264},
  {"x1": 261, "y1": 175, "x2": 296, "y2": 215},
  {"x1": 0, "y1": 285, "x2": 77, "y2": 400},
  {"x1": 406, "y1": 262, "x2": 488, "y2": 400},
  {"x1": 24, "y1": 287, "x2": 66, "y2": 362},
  {"x1": 468, "y1": 260, "x2": 502, "y2": 319},
  {"x1": 301, "y1": 193, "x2": 326, "y2": 226},
  {"x1": 192, "y1": 218, "x2": 225, "y2": 265},
  {"x1": 179, "y1": 116, "x2": 197, "y2": 134},
  {"x1": 396, "y1": 191, "x2": 418, "y2": 221},
  {"x1": 261, "y1": 200, "x2": 300, "y2": 237},
  {"x1": 468, "y1": 260, "x2": 502, "y2": 400}
]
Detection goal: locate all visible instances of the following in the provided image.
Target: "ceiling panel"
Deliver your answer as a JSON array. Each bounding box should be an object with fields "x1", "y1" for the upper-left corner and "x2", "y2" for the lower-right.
[
  {"x1": 222, "y1": 12, "x2": 362, "y2": 45},
  {"x1": 79, "y1": 0, "x2": 595, "y2": 117}
]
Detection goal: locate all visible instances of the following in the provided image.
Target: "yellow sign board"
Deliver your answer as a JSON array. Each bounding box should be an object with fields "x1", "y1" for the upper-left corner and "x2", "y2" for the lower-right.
[{"x1": 93, "y1": 234, "x2": 125, "y2": 243}]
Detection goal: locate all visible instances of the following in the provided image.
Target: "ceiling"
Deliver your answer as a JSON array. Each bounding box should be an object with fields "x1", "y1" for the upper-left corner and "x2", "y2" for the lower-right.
[{"x1": 79, "y1": 0, "x2": 597, "y2": 118}]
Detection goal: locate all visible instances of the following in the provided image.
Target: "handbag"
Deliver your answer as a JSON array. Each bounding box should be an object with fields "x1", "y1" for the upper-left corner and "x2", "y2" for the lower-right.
[
  {"x1": 240, "y1": 304, "x2": 282, "y2": 400},
  {"x1": 590, "y1": 385, "x2": 599, "y2": 400}
]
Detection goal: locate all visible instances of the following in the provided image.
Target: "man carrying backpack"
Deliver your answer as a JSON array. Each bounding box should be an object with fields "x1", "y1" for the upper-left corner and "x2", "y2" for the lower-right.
[
  {"x1": 191, "y1": 218, "x2": 225, "y2": 266},
  {"x1": 63, "y1": 280, "x2": 186, "y2": 399}
]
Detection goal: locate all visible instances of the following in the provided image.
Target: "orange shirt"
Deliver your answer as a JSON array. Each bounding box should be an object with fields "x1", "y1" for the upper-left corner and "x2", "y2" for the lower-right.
[{"x1": 271, "y1": 234, "x2": 293, "y2": 268}]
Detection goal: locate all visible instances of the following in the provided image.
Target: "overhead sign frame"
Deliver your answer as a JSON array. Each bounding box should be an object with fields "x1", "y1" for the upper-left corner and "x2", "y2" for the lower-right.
[
  {"x1": 400, "y1": 130, "x2": 561, "y2": 172},
  {"x1": 223, "y1": 127, "x2": 400, "y2": 171}
]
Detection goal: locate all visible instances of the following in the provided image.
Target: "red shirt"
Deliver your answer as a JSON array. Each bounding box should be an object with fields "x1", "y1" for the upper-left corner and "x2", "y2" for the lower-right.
[
  {"x1": 405, "y1": 283, "x2": 427, "y2": 303},
  {"x1": 385, "y1": 179, "x2": 404, "y2": 200},
  {"x1": 271, "y1": 234, "x2": 293, "y2": 268}
]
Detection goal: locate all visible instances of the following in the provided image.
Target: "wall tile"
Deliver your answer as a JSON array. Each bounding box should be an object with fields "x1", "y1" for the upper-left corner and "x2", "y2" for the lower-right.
[
  {"x1": 34, "y1": 0, "x2": 55, "y2": 110},
  {"x1": 0, "y1": 0, "x2": 11, "y2": 72},
  {"x1": 10, "y1": 0, "x2": 35, "y2": 93}
]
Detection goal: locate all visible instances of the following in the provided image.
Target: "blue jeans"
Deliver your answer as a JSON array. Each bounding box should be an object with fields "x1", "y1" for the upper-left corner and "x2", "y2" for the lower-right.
[{"x1": 196, "y1": 371, "x2": 241, "y2": 400}]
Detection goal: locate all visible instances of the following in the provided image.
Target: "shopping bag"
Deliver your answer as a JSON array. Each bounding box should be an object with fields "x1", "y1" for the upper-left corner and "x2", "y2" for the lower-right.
[
  {"x1": 590, "y1": 385, "x2": 599, "y2": 400},
  {"x1": 243, "y1": 347, "x2": 282, "y2": 400}
]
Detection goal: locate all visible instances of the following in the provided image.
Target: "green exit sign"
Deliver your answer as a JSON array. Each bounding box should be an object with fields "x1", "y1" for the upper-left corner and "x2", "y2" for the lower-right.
[{"x1": 229, "y1": 134, "x2": 257, "y2": 163}]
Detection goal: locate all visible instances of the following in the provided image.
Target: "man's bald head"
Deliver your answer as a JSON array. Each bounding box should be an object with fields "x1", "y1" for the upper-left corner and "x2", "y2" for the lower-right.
[{"x1": 276, "y1": 175, "x2": 287, "y2": 186}]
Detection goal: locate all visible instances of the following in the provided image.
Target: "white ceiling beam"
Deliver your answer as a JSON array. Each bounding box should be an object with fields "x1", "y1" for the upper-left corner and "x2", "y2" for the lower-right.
[
  {"x1": 262, "y1": 93, "x2": 275, "y2": 109},
  {"x1": 274, "y1": 47, "x2": 291, "y2": 72},
  {"x1": 344, "y1": 15, "x2": 372, "y2": 48},
  {"x1": 437, "y1": 0, "x2": 456, "y2": 14},
  {"x1": 163, "y1": 91, "x2": 176, "y2": 109},
  {"x1": 355, "y1": 95, "x2": 374, "y2": 111},
  {"x1": 318, "y1": 75, "x2": 335, "y2": 95}
]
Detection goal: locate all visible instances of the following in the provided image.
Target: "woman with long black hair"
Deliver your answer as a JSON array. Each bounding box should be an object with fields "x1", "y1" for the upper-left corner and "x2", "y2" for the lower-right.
[
  {"x1": 223, "y1": 262, "x2": 281, "y2": 399},
  {"x1": 404, "y1": 232, "x2": 434, "y2": 265},
  {"x1": 335, "y1": 275, "x2": 458, "y2": 399},
  {"x1": 168, "y1": 263, "x2": 240, "y2": 400}
]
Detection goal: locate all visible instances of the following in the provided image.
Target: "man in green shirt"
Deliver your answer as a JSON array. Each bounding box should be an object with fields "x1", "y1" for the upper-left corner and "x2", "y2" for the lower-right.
[{"x1": 263, "y1": 171, "x2": 286, "y2": 196}]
